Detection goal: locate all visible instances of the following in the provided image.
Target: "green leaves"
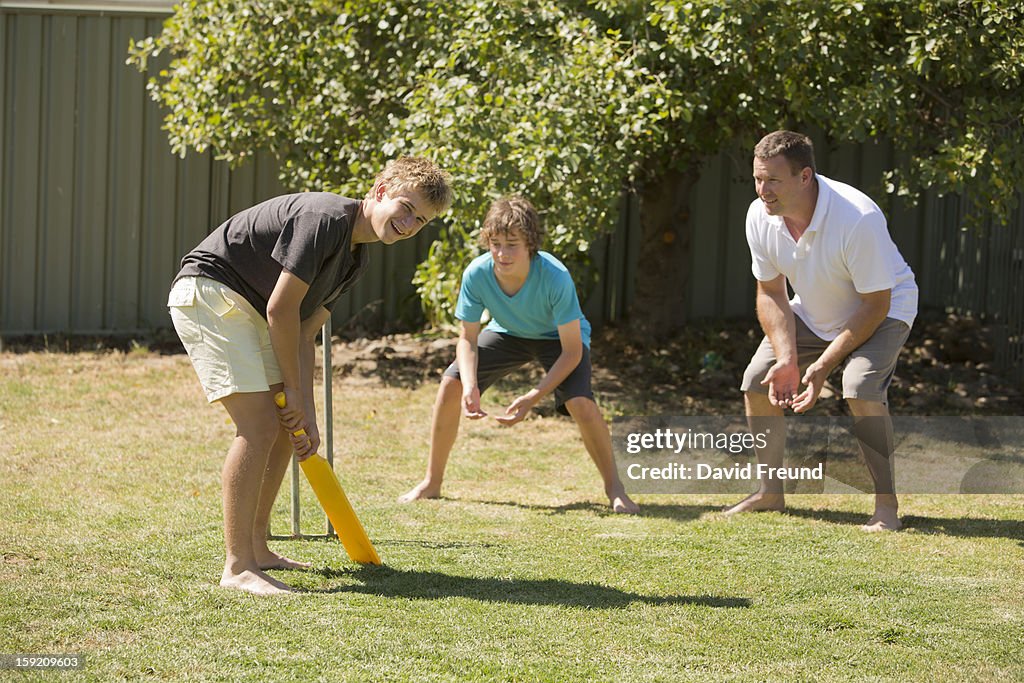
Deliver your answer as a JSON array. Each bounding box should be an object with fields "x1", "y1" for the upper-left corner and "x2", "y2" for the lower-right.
[{"x1": 130, "y1": 0, "x2": 1024, "y2": 326}]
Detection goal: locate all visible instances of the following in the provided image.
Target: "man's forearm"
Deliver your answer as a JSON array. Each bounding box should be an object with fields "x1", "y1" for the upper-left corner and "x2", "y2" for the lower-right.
[{"x1": 757, "y1": 291, "x2": 797, "y2": 364}]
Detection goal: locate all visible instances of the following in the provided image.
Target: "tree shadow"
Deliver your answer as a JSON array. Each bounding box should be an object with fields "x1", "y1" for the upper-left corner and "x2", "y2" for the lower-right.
[
  {"x1": 783, "y1": 506, "x2": 1024, "y2": 542},
  {"x1": 305, "y1": 565, "x2": 750, "y2": 609}
]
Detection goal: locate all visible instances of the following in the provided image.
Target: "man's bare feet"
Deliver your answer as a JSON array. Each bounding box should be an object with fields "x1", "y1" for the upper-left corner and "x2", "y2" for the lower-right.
[
  {"x1": 220, "y1": 568, "x2": 293, "y2": 595},
  {"x1": 610, "y1": 491, "x2": 640, "y2": 514},
  {"x1": 861, "y1": 510, "x2": 902, "y2": 532},
  {"x1": 397, "y1": 480, "x2": 441, "y2": 503},
  {"x1": 723, "y1": 492, "x2": 786, "y2": 516},
  {"x1": 255, "y1": 549, "x2": 311, "y2": 571}
]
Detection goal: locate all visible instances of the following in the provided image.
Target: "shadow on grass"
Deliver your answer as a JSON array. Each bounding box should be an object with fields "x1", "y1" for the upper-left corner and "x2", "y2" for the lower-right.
[
  {"x1": 378, "y1": 539, "x2": 500, "y2": 550},
  {"x1": 784, "y1": 506, "x2": 1024, "y2": 542},
  {"x1": 306, "y1": 565, "x2": 750, "y2": 609},
  {"x1": 453, "y1": 498, "x2": 720, "y2": 521}
]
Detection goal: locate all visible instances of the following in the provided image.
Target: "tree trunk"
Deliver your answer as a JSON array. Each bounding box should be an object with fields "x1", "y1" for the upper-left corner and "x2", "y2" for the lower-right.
[{"x1": 629, "y1": 167, "x2": 701, "y2": 337}]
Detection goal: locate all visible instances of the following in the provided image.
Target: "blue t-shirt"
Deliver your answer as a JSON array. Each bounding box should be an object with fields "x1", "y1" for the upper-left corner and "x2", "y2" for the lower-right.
[{"x1": 455, "y1": 251, "x2": 592, "y2": 347}]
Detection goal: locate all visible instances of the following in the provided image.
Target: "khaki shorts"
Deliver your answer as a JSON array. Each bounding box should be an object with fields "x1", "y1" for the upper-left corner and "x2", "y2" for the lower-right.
[
  {"x1": 740, "y1": 316, "x2": 911, "y2": 405},
  {"x1": 168, "y1": 276, "x2": 282, "y2": 402}
]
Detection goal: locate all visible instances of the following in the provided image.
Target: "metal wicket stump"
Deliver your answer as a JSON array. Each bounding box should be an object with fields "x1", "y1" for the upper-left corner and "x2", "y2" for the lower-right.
[{"x1": 269, "y1": 318, "x2": 335, "y2": 540}]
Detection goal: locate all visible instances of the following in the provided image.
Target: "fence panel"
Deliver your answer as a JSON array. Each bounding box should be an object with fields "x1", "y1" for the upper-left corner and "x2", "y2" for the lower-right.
[{"x1": 3, "y1": 7, "x2": 1022, "y2": 384}]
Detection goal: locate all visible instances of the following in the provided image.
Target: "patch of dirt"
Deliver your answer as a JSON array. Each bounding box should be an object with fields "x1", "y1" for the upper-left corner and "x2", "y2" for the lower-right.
[
  {"x1": 4, "y1": 312, "x2": 1019, "y2": 416},
  {"x1": 327, "y1": 336, "x2": 457, "y2": 388},
  {"x1": 324, "y1": 312, "x2": 1024, "y2": 416}
]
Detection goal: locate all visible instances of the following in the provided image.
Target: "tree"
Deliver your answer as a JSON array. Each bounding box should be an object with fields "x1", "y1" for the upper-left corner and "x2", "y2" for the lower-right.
[{"x1": 130, "y1": 0, "x2": 1024, "y2": 333}]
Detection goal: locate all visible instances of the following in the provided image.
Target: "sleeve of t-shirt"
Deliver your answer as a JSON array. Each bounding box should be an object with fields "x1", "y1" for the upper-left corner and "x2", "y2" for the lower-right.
[
  {"x1": 270, "y1": 212, "x2": 334, "y2": 285},
  {"x1": 454, "y1": 263, "x2": 486, "y2": 323},
  {"x1": 548, "y1": 269, "x2": 583, "y2": 328},
  {"x1": 746, "y1": 202, "x2": 780, "y2": 282},
  {"x1": 844, "y1": 214, "x2": 897, "y2": 294}
]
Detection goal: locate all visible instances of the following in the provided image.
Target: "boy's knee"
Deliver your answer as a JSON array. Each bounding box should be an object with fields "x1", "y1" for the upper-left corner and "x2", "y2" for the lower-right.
[
  {"x1": 565, "y1": 396, "x2": 601, "y2": 422},
  {"x1": 437, "y1": 376, "x2": 462, "y2": 401},
  {"x1": 239, "y1": 420, "x2": 281, "y2": 452}
]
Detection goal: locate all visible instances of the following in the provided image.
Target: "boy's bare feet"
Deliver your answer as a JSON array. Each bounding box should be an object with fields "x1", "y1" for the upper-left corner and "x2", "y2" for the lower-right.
[
  {"x1": 723, "y1": 492, "x2": 786, "y2": 516},
  {"x1": 397, "y1": 480, "x2": 441, "y2": 503},
  {"x1": 220, "y1": 568, "x2": 293, "y2": 595},
  {"x1": 255, "y1": 549, "x2": 311, "y2": 571},
  {"x1": 609, "y1": 489, "x2": 640, "y2": 514}
]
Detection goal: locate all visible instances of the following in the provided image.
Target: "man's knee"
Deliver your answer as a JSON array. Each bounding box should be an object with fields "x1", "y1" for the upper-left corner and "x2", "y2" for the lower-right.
[
  {"x1": 845, "y1": 396, "x2": 890, "y2": 417},
  {"x1": 841, "y1": 367, "x2": 888, "y2": 405},
  {"x1": 740, "y1": 363, "x2": 770, "y2": 394},
  {"x1": 745, "y1": 389, "x2": 782, "y2": 417}
]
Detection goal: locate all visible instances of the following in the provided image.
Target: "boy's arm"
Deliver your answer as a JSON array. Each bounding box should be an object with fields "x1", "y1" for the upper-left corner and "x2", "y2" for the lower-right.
[
  {"x1": 456, "y1": 321, "x2": 487, "y2": 419},
  {"x1": 267, "y1": 269, "x2": 316, "y2": 456},
  {"x1": 495, "y1": 319, "x2": 583, "y2": 426},
  {"x1": 292, "y1": 306, "x2": 332, "y2": 456}
]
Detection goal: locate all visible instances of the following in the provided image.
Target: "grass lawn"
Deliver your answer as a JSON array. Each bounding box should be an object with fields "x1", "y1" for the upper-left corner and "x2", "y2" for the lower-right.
[{"x1": 1, "y1": 349, "x2": 1022, "y2": 681}]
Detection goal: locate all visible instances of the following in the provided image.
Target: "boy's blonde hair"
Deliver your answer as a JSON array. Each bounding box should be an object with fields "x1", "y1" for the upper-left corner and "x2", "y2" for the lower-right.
[
  {"x1": 372, "y1": 156, "x2": 454, "y2": 214},
  {"x1": 479, "y1": 196, "x2": 544, "y2": 257}
]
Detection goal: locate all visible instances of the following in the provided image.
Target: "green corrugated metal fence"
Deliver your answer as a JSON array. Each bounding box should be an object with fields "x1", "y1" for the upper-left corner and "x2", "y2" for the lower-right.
[
  {"x1": 3, "y1": 6, "x2": 1023, "y2": 385},
  {"x1": 0, "y1": 6, "x2": 436, "y2": 336},
  {"x1": 584, "y1": 138, "x2": 1024, "y2": 384}
]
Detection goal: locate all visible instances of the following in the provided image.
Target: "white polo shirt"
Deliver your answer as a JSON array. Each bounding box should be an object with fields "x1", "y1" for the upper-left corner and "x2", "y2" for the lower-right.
[{"x1": 745, "y1": 174, "x2": 918, "y2": 341}]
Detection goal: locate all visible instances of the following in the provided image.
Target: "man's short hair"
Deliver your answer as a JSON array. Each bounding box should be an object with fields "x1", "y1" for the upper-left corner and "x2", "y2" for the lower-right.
[
  {"x1": 479, "y1": 195, "x2": 544, "y2": 257},
  {"x1": 754, "y1": 131, "x2": 816, "y2": 175},
  {"x1": 373, "y1": 156, "x2": 453, "y2": 214}
]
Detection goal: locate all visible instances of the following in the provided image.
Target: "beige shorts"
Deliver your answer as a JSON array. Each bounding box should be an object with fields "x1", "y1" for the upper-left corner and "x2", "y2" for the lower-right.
[
  {"x1": 168, "y1": 276, "x2": 282, "y2": 402},
  {"x1": 740, "y1": 316, "x2": 911, "y2": 405}
]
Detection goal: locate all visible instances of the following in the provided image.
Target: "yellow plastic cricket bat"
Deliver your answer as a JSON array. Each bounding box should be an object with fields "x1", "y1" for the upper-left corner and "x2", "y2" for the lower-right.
[{"x1": 274, "y1": 392, "x2": 381, "y2": 565}]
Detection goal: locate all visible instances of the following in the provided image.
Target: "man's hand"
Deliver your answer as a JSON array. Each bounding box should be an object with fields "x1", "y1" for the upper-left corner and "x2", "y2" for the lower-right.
[
  {"x1": 494, "y1": 392, "x2": 538, "y2": 426},
  {"x1": 462, "y1": 386, "x2": 488, "y2": 419},
  {"x1": 792, "y1": 361, "x2": 829, "y2": 414},
  {"x1": 761, "y1": 360, "x2": 800, "y2": 408}
]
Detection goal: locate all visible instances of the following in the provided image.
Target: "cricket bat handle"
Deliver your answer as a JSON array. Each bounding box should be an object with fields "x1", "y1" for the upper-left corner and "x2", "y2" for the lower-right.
[
  {"x1": 273, "y1": 392, "x2": 313, "y2": 446},
  {"x1": 273, "y1": 391, "x2": 382, "y2": 565}
]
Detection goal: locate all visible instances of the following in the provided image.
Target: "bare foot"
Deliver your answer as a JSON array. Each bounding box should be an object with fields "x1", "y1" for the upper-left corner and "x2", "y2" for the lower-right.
[
  {"x1": 861, "y1": 512, "x2": 902, "y2": 532},
  {"x1": 398, "y1": 480, "x2": 441, "y2": 503},
  {"x1": 255, "y1": 549, "x2": 311, "y2": 571},
  {"x1": 610, "y1": 492, "x2": 640, "y2": 514},
  {"x1": 723, "y1": 492, "x2": 785, "y2": 516},
  {"x1": 220, "y1": 568, "x2": 293, "y2": 595}
]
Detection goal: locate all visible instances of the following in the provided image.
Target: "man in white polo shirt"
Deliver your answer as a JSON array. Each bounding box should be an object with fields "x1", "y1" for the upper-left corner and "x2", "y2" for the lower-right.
[{"x1": 725, "y1": 130, "x2": 918, "y2": 531}]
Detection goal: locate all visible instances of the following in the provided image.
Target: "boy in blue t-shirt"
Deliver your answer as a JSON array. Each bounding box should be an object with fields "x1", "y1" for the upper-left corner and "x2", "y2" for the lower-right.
[{"x1": 399, "y1": 196, "x2": 639, "y2": 513}]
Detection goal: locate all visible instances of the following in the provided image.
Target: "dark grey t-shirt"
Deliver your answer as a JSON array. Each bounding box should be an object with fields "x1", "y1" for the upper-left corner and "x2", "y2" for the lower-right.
[{"x1": 174, "y1": 193, "x2": 369, "y2": 320}]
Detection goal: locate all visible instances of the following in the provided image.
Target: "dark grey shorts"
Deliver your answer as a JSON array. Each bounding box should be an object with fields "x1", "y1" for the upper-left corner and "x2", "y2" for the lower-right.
[
  {"x1": 443, "y1": 330, "x2": 595, "y2": 415},
  {"x1": 740, "y1": 316, "x2": 911, "y2": 405}
]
